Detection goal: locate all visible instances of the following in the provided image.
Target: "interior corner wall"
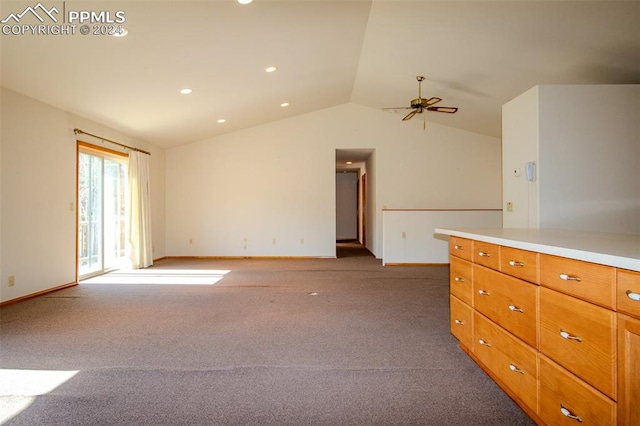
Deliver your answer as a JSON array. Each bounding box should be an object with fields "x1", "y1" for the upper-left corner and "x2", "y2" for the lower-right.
[
  {"x1": 0, "y1": 88, "x2": 166, "y2": 303},
  {"x1": 165, "y1": 103, "x2": 502, "y2": 259}
]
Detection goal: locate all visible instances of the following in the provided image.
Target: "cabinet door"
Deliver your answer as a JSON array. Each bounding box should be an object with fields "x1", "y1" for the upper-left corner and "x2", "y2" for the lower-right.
[
  {"x1": 618, "y1": 314, "x2": 640, "y2": 426},
  {"x1": 474, "y1": 264, "x2": 538, "y2": 348},
  {"x1": 539, "y1": 254, "x2": 615, "y2": 309},
  {"x1": 450, "y1": 257, "x2": 473, "y2": 306},
  {"x1": 473, "y1": 241, "x2": 500, "y2": 270},
  {"x1": 617, "y1": 269, "x2": 640, "y2": 318},
  {"x1": 499, "y1": 246, "x2": 539, "y2": 284},
  {"x1": 450, "y1": 295, "x2": 472, "y2": 349},
  {"x1": 539, "y1": 355, "x2": 616, "y2": 425},
  {"x1": 449, "y1": 236, "x2": 472, "y2": 261},
  {"x1": 539, "y1": 287, "x2": 616, "y2": 400},
  {"x1": 473, "y1": 312, "x2": 538, "y2": 412}
]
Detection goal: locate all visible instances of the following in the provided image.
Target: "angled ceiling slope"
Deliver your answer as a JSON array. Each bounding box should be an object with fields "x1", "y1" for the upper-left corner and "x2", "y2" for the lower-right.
[{"x1": 1, "y1": 1, "x2": 639, "y2": 148}]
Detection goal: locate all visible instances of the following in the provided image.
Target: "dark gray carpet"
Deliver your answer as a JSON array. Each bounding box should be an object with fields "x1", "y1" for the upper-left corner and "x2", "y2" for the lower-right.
[{"x1": 0, "y1": 244, "x2": 535, "y2": 425}]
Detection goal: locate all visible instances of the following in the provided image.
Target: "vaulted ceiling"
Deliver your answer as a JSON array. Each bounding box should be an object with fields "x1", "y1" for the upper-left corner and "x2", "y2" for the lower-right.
[{"x1": 2, "y1": 0, "x2": 639, "y2": 148}]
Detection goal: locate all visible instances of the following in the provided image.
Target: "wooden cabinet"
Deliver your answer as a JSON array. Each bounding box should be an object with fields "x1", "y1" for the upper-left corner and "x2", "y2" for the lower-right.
[
  {"x1": 539, "y1": 287, "x2": 616, "y2": 400},
  {"x1": 617, "y1": 269, "x2": 640, "y2": 318},
  {"x1": 449, "y1": 256, "x2": 472, "y2": 306},
  {"x1": 449, "y1": 236, "x2": 472, "y2": 261},
  {"x1": 472, "y1": 241, "x2": 500, "y2": 270},
  {"x1": 450, "y1": 295, "x2": 472, "y2": 349},
  {"x1": 539, "y1": 355, "x2": 616, "y2": 425},
  {"x1": 540, "y1": 254, "x2": 616, "y2": 309},
  {"x1": 499, "y1": 246, "x2": 539, "y2": 283},
  {"x1": 474, "y1": 264, "x2": 538, "y2": 348},
  {"x1": 445, "y1": 232, "x2": 639, "y2": 426},
  {"x1": 473, "y1": 312, "x2": 538, "y2": 411}
]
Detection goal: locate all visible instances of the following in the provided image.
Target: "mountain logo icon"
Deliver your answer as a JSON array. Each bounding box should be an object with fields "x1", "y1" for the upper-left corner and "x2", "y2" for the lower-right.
[{"x1": 1, "y1": 2, "x2": 59, "y2": 24}]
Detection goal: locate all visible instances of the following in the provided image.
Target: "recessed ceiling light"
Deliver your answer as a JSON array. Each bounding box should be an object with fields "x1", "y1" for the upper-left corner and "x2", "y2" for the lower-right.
[
  {"x1": 180, "y1": 89, "x2": 192, "y2": 95},
  {"x1": 346, "y1": 161, "x2": 353, "y2": 165},
  {"x1": 238, "y1": 0, "x2": 253, "y2": 4},
  {"x1": 112, "y1": 28, "x2": 128, "y2": 37},
  {"x1": 217, "y1": 119, "x2": 226, "y2": 124},
  {"x1": 265, "y1": 66, "x2": 278, "y2": 73},
  {"x1": 280, "y1": 102, "x2": 290, "y2": 107}
]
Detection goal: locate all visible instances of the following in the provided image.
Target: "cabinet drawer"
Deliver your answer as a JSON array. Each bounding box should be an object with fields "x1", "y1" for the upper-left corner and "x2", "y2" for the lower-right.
[
  {"x1": 473, "y1": 264, "x2": 538, "y2": 348},
  {"x1": 473, "y1": 241, "x2": 500, "y2": 270},
  {"x1": 617, "y1": 269, "x2": 640, "y2": 319},
  {"x1": 450, "y1": 295, "x2": 472, "y2": 349},
  {"x1": 540, "y1": 254, "x2": 615, "y2": 309},
  {"x1": 473, "y1": 312, "x2": 538, "y2": 412},
  {"x1": 499, "y1": 246, "x2": 539, "y2": 284},
  {"x1": 449, "y1": 236, "x2": 472, "y2": 261},
  {"x1": 450, "y1": 257, "x2": 473, "y2": 306},
  {"x1": 539, "y1": 355, "x2": 616, "y2": 426},
  {"x1": 539, "y1": 287, "x2": 616, "y2": 399}
]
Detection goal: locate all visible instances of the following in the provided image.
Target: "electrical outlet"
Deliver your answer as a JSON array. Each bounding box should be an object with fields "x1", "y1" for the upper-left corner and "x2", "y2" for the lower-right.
[
  {"x1": 401, "y1": 232, "x2": 406, "y2": 239},
  {"x1": 8, "y1": 275, "x2": 15, "y2": 287},
  {"x1": 506, "y1": 202, "x2": 513, "y2": 212},
  {"x1": 189, "y1": 238, "x2": 193, "y2": 245},
  {"x1": 272, "y1": 238, "x2": 277, "y2": 245},
  {"x1": 300, "y1": 238, "x2": 304, "y2": 245}
]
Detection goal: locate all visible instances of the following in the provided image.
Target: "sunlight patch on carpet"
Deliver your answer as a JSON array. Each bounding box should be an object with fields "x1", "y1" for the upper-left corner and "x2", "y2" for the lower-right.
[
  {"x1": 0, "y1": 369, "x2": 79, "y2": 424},
  {"x1": 81, "y1": 269, "x2": 230, "y2": 285}
]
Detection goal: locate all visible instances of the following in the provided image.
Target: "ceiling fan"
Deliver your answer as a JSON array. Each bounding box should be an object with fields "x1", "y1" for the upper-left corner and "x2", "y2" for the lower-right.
[{"x1": 384, "y1": 76, "x2": 458, "y2": 127}]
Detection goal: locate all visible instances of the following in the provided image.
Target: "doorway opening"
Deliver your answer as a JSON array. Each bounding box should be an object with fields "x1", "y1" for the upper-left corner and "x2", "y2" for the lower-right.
[{"x1": 335, "y1": 149, "x2": 374, "y2": 257}]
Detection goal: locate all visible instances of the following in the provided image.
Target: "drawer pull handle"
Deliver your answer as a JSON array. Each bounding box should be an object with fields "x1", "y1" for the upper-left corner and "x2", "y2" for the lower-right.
[
  {"x1": 478, "y1": 251, "x2": 491, "y2": 257},
  {"x1": 560, "y1": 329, "x2": 582, "y2": 343},
  {"x1": 454, "y1": 319, "x2": 464, "y2": 325},
  {"x1": 454, "y1": 277, "x2": 465, "y2": 283},
  {"x1": 478, "y1": 339, "x2": 491, "y2": 347},
  {"x1": 560, "y1": 404, "x2": 583, "y2": 423},
  {"x1": 508, "y1": 260, "x2": 524, "y2": 267},
  {"x1": 508, "y1": 304, "x2": 524, "y2": 313},
  {"x1": 478, "y1": 289, "x2": 491, "y2": 296},
  {"x1": 509, "y1": 363, "x2": 524, "y2": 374},
  {"x1": 454, "y1": 245, "x2": 463, "y2": 250},
  {"x1": 559, "y1": 273, "x2": 582, "y2": 282},
  {"x1": 626, "y1": 290, "x2": 640, "y2": 302}
]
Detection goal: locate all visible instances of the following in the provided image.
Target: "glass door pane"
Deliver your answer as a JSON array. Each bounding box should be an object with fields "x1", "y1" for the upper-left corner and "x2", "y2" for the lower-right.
[
  {"x1": 78, "y1": 149, "x2": 128, "y2": 279},
  {"x1": 78, "y1": 153, "x2": 103, "y2": 276},
  {"x1": 104, "y1": 158, "x2": 127, "y2": 269}
]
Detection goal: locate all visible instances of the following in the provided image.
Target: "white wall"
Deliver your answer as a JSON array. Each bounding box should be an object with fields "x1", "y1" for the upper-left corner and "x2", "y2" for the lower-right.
[
  {"x1": 538, "y1": 85, "x2": 640, "y2": 234},
  {"x1": 502, "y1": 87, "x2": 539, "y2": 227},
  {"x1": 382, "y1": 210, "x2": 502, "y2": 265},
  {"x1": 503, "y1": 85, "x2": 640, "y2": 234},
  {"x1": 336, "y1": 172, "x2": 358, "y2": 240},
  {"x1": 165, "y1": 103, "x2": 502, "y2": 258},
  {"x1": 0, "y1": 88, "x2": 166, "y2": 303}
]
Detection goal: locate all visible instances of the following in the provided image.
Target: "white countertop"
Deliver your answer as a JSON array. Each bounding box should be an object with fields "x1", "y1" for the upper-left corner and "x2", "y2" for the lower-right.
[{"x1": 434, "y1": 228, "x2": 640, "y2": 272}]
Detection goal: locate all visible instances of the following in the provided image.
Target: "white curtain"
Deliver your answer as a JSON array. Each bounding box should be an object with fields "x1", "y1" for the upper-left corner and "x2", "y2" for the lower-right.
[{"x1": 127, "y1": 151, "x2": 153, "y2": 269}]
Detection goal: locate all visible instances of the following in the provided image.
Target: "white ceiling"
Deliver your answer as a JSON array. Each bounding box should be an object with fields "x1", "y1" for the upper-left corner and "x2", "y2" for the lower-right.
[{"x1": 2, "y1": 0, "x2": 639, "y2": 148}]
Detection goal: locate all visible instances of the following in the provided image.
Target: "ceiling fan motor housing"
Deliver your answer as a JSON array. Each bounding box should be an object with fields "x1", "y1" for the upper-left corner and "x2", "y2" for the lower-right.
[{"x1": 411, "y1": 98, "x2": 429, "y2": 108}]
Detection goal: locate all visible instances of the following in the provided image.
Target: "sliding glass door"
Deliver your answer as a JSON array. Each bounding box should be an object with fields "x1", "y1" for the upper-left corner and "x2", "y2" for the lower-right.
[{"x1": 78, "y1": 144, "x2": 128, "y2": 279}]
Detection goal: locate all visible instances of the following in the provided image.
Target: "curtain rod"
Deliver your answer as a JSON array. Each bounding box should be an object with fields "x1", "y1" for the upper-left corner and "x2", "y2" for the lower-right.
[{"x1": 73, "y1": 128, "x2": 151, "y2": 156}]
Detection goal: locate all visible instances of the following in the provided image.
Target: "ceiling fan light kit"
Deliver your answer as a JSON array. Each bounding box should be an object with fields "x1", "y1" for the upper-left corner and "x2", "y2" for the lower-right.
[{"x1": 384, "y1": 75, "x2": 458, "y2": 128}]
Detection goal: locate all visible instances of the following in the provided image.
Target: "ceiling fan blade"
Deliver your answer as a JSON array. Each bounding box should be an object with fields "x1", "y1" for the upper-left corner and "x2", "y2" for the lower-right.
[
  {"x1": 427, "y1": 106, "x2": 458, "y2": 114},
  {"x1": 425, "y1": 97, "x2": 442, "y2": 106},
  {"x1": 382, "y1": 107, "x2": 414, "y2": 110},
  {"x1": 402, "y1": 110, "x2": 418, "y2": 121}
]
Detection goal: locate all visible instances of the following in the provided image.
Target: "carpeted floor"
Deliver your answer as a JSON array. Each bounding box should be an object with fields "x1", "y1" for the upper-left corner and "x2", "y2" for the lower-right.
[{"x1": 0, "y1": 243, "x2": 534, "y2": 425}]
